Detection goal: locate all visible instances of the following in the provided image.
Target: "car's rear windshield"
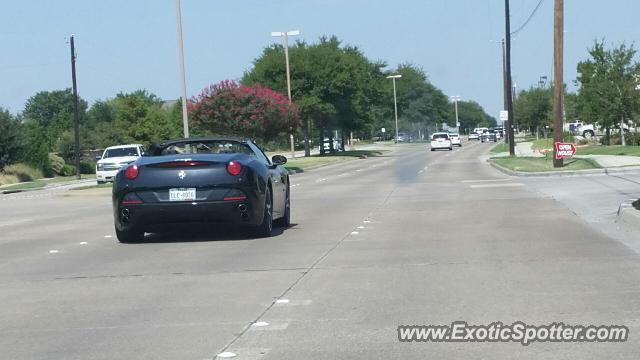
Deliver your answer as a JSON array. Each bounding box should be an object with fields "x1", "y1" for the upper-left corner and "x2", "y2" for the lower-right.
[
  {"x1": 432, "y1": 134, "x2": 449, "y2": 139},
  {"x1": 155, "y1": 140, "x2": 254, "y2": 156},
  {"x1": 104, "y1": 147, "x2": 139, "y2": 158}
]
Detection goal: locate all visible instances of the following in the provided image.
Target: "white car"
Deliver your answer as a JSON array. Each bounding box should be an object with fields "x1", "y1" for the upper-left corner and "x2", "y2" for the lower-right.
[
  {"x1": 468, "y1": 133, "x2": 479, "y2": 140},
  {"x1": 430, "y1": 132, "x2": 452, "y2": 151},
  {"x1": 96, "y1": 144, "x2": 144, "y2": 184},
  {"x1": 449, "y1": 133, "x2": 462, "y2": 146}
]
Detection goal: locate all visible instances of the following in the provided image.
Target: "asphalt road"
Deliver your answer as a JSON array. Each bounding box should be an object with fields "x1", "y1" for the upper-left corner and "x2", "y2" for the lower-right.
[{"x1": 1, "y1": 141, "x2": 640, "y2": 359}]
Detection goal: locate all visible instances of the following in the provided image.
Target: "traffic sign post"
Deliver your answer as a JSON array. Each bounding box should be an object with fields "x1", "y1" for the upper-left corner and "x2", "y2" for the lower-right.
[{"x1": 554, "y1": 142, "x2": 576, "y2": 160}]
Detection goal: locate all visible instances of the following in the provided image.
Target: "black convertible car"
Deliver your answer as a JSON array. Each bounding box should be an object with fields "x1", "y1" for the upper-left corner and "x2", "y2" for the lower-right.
[{"x1": 112, "y1": 137, "x2": 290, "y2": 242}]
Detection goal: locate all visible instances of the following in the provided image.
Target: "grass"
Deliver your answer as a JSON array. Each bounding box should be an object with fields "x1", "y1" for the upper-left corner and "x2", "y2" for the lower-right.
[
  {"x1": 490, "y1": 143, "x2": 509, "y2": 154},
  {"x1": 0, "y1": 175, "x2": 82, "y2": 192},
  {"x1": 575, "y1": 145, "x2": 640, "y2": 156},
  {"x1": 491, "y1": 156, "x2": 600, "y2": 172},
  {"x1": 531, "y1": 138, "x2": 554, "y2": 151},
  {"x1": 285, "y1": 150, "x2": 386, "y2": 172}
]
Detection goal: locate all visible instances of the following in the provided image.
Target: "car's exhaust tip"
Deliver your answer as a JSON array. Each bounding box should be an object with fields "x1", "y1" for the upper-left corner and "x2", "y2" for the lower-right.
[
  {"x1": 238, "y1": 204, "x2": 248, "y2": 213},
  {"x1": 121, "y1": 208, "x2": 130, "y2": 223}
]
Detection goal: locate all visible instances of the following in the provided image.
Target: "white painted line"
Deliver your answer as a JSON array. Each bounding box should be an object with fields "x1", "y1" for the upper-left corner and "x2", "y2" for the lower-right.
[
  {"x1": 351, "y1": 231, "x2": 359, "y2": 235},
  {"x1": 104, "y1": 235, "x2": 113, "y2": 238},
  {"x1": 275, "y1": 299, "x2": 289, "y2": 304},
  {"x1": 49, "y1": 250, "x2": 59, "y2": 254},
  {"x1": 470, "y1": 183, "x2": 525, "y2": 188},
  {"x1": 357, "y1": 226, "x2": 365, "y2": 229},
  {"x1": 363, "y1": 220, "x2": 371, "y2": 223},
  {"x1": 355, "y1": 169, "x2": 362, "y2": 172},
  {"x1": 252, "y1": 321, "x2": 269, "y2": 327},
  {"x1": 316, "y1": 178, "x2": 328, "y2": 183},
  {"x1": 79, "y1": 242, "x2": 88, "y2": 245},
  {"x1": 460, "y1": 179, "x2": 512, "y2": 183},
  {"x1": 216, "y1": 352, "x2": 237, "y2": 358}
]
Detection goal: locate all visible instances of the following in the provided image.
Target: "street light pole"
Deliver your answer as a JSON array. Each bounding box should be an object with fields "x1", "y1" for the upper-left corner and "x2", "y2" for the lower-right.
[
  {"x1": 175, "y1": 0, "x2": 190, "y2": 138},
  {"x1": 451, "y1": 96, "x2": 461, "y2": 134},
  {"x1": 387, "y1": 74, "x2": 402, "y2": 143},
  {"x1": 272, "y1": 30, "x2": 300, "y2": 158}
]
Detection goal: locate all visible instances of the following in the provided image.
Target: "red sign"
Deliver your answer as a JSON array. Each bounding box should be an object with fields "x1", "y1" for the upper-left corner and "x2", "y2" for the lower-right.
[{"x1": 554, "y1": 142, "x2": 576, "y2": 159}]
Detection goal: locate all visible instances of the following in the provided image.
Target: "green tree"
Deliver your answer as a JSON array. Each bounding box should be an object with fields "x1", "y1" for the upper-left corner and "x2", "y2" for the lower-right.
[
  {"x1": 243, "y1": 36, "x2": 385, "y2": 155},
  {"x1": 513, "y1": 86, "x2": 553, "y2": 132},
  {"x1": 576, "y1": 41, "x2": 640, "y2": 144},
  {"x1": 0, "y1": 108, "x2": 24, "y2": 170},
  {"x1": 456, "y1": 100, "x2": 497, "y2": 132}
]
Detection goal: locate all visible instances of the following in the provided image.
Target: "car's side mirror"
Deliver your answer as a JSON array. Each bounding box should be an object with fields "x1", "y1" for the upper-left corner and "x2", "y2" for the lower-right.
[
  {"x1": 271, "y1": 155, "x2": 287, "y2": 166},
  {"x1": 95, "y1": 155, "x2": 102, "y2": 161}
]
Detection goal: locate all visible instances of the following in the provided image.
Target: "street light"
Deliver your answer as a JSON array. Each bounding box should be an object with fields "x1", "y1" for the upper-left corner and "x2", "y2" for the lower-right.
[
  {"x1": 175, "y1": 0, "x2": 189, "y2": 138},
  {"x1": 386, "y1": 74, "x2": 402, "y2": 143},
  {"x1": 271, "y1": 30, "x2": 300, "y2": 158},
  {"x1": 450, "y1": 96, "x2": 461, "y2": 134}
]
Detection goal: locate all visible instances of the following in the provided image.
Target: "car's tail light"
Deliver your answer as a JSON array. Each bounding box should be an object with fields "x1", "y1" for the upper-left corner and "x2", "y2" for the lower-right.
[
  {"x1": 223, "y1": 189, "x2": 247, "y2": 201},
  {"x1": 124, "y1": 164, "x2": 139, "y2": 180},
  {"x1": 121, "y1": 192, "x2": 144, "y2": 205},
  {"x1": 227, "y1": 161, "x2": 242, "y2": 176}
]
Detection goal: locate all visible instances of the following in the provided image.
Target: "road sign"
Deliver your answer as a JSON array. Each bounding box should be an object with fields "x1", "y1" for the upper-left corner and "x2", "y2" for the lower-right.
[
  {"x1": 499, "y1": 111, "x2": 508, "y2": 121},
  {"x1": 381, "y1": 128, "x2": 386, "y2": 133},
  {"x1": 554, "y1": 142, "x2": 576, "y2": 159}
]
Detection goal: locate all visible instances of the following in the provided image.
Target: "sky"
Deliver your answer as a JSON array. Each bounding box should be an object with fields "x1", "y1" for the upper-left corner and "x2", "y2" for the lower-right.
[{"x1": 2, "y1": 0, "x2": 640, "y2": 120}]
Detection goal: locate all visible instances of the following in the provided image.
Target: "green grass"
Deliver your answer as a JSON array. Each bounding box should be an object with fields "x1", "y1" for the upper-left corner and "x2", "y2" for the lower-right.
[
  {"x1": 491, "y1": 156, "x2": 600, "y2": 172},
  {"x1": 575, "y1": 145, "x2": 640, "y2": 156},
  {"x1": 0, "y1": 175, "x2": 81, "y2": 192},
  {"x1": 490, "y1": 143, "x2": 509, "y2": 154},
  {"x1": 285, "y1": 150, "x2": 386, "y2": 172},
  {"x1": 531, "y1": 138, "x2": 554, "y2": 151}
]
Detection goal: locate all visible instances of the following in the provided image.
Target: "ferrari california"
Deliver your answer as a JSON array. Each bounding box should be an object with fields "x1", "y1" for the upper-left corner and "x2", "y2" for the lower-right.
[{"x1": 112, "y1": 137, "x2": 290, "y2": 242}]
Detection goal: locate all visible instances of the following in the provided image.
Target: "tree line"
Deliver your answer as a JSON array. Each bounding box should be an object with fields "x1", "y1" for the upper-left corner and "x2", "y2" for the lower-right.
[
  {"x1": 0, "y1": 35, "x2": 496, "y2": 174},
  {"x1": 514, "y1": 40, "x2": 640, "y2": 145}
]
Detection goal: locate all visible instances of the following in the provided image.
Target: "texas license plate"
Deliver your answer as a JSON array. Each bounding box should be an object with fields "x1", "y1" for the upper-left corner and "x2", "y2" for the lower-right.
[{"x1": 169, "y1": 188, "x2": 196, "y2": 201}]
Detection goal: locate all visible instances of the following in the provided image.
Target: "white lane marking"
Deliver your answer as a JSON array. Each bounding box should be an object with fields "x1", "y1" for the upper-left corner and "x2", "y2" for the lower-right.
[
  {"x1": 470, "y1": 183, "x2": 525, "y2": 188},
  {"x1": 461, "y1": 179, "x2": 513, "y2": 183},
  {"x1": 49, "y1": 250, "x2": 59, "y2": 254},
  {"x1": 252, "y1": 321, "x2": 269, "y2": 327},
  {"x1": 316, "y1": 178, "x2": 328, "y2": 183},
  {"x1": 351, "y1": 231, "x2": 359, "y2": 235},
  {"x1": 104, "y1": 235, "x2": 113, "y2": 238},
  {"x1": 357, "y1": 226, "x2": 365, "y2": 229},
  {"x1": 79, "y1": 242, "x2": 88, "y2": 245},
  {"x1": 275, "y1": 299, "x2": 290, "y2": 304},
  {"x1": 363, "y1": 220, "x2": 371, "y2": 223},
  {"x1": 216, "y1": 352, "x2": 237, "y2": 358},
  {"x1": 291, "y1": 183, "x2": 300, "y2": 187},
  {"x1": 355, "y1": 169, "x2": 362, "y2": 172}
]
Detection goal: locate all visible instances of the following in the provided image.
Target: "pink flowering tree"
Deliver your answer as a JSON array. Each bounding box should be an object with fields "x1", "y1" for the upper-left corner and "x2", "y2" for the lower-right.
[{"x1": 188, "y1": 80, "x2": 299, "y2": 141}]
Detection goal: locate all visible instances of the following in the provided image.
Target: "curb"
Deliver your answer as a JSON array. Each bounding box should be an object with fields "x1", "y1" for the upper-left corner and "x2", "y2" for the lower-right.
[
  {"x1": 0, "y1": 179, "x2": 95, "y2": 195},
  {"x1": 617, "y1": 199, "x2": 640, "y2": 232},
  {"x1": 488, "y1": 160, "x2": 640, "y2": 177}
]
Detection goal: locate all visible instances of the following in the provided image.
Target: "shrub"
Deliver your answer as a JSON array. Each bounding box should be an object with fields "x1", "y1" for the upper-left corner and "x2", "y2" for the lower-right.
[
  {"x1": 80, "y1": 161, "x2": 96, "y2": 174},
  {"x1": 624, "y1": 132, "x2": 640, "y2": 146},
  {"x1": 60, "y1": 164, "x2": 76, "y2": 176},
  {"x1": 0, "y1": 173, "x2": 19, "y2": 186},
  {"x1": 48, "y1": 153, "x2": 66, "y2": 175},
  {"x1": 3, "y1": 163, "x2": 44, "y2": 182}
]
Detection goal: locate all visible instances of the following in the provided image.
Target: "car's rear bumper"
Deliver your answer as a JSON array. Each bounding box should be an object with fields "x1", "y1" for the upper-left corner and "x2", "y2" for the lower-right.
[
  {"x1": 113, "y1": 198, "x2": 263, "y2": 232},
  {"x1": 430, "y1": 143, "x2": 452, "y2": 149}
]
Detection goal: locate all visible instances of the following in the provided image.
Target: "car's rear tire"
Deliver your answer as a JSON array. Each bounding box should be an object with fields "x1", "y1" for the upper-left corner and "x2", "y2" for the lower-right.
[
  {"x1": 430, "y1": 148, "x2": 435, "y2": 151},
  {"x1": 449, "y1": 147, "x2": 453, "y2": 151},
  {"x1": 97, "y1": 180, "x2": 105, "y2": 185},
  {"x1": 255, "y1": 186, "x2": 273, "y2": 237},
  {"x1": 115, "y1": 227, "x2": 144, "y2": 243},
  {"x1": 275, "y1": 184, "x2": 290, "y2": 228}
]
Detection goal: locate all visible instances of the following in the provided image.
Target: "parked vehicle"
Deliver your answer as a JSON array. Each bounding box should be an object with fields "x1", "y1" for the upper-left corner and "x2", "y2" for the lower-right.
[
  {"x1": 449, "y1": 133, "x2": 462, "y2": 147},
  {"x1": 430, "y1": 132, "x2": 452, "y2": 151},
  {"x1": 112, "y1": 137, "x2": 290, "y2": 242},
  {"x1": 96, "y1": 144, "x2": 144, "y2": 184}
]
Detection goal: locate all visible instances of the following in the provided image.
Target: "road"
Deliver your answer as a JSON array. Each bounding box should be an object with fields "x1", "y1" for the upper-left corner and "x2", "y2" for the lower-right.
[{"x1": 1, "y1": 141, "x2": 640, "y2": 359}]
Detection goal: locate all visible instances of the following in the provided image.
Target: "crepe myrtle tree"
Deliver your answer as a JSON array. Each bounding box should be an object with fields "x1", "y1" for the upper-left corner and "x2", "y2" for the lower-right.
[{"x1": 189, "y1": 80, "x2": 300, "y2": 142}]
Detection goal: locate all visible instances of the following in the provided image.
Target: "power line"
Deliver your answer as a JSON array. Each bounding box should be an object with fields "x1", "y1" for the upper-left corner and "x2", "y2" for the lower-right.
[{"x1": 511, "y1": 0, "x2": 545, "y2": 36}]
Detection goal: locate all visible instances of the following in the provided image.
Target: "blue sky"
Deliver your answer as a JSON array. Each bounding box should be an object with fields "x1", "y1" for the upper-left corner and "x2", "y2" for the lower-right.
[{"x1": 2, "y1": 0, "x2": 640, "y2": 120}]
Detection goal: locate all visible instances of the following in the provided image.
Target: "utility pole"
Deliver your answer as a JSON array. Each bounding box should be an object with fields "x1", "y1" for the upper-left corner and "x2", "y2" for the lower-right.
[
  {"x1": 502, "y1": 39, "x2": 509, "y2": 144},
  {"x1": 504, "y1": 0, "x2": 515, "y2": 156},
  {"x1": 69, "y1": 35, "x2": 81, "y2": 180},
  {"x1": 271, "y1": 30, "x2": 300, "y2": 157},
  {"x1": 552, "y1": 0, "x2": 564, "y2": 167},
  {"x1": 387, "y1": 75, "x2": 402, "y2": 143},
  {"x1": 176, "y1": 0, "x2": 190, "y2": 138}
]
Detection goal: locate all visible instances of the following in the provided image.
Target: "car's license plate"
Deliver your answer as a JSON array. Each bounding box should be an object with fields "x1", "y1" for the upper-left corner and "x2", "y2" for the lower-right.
[{"x1": 169, "y1": 188, "x2": 196, "y2": 201}]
